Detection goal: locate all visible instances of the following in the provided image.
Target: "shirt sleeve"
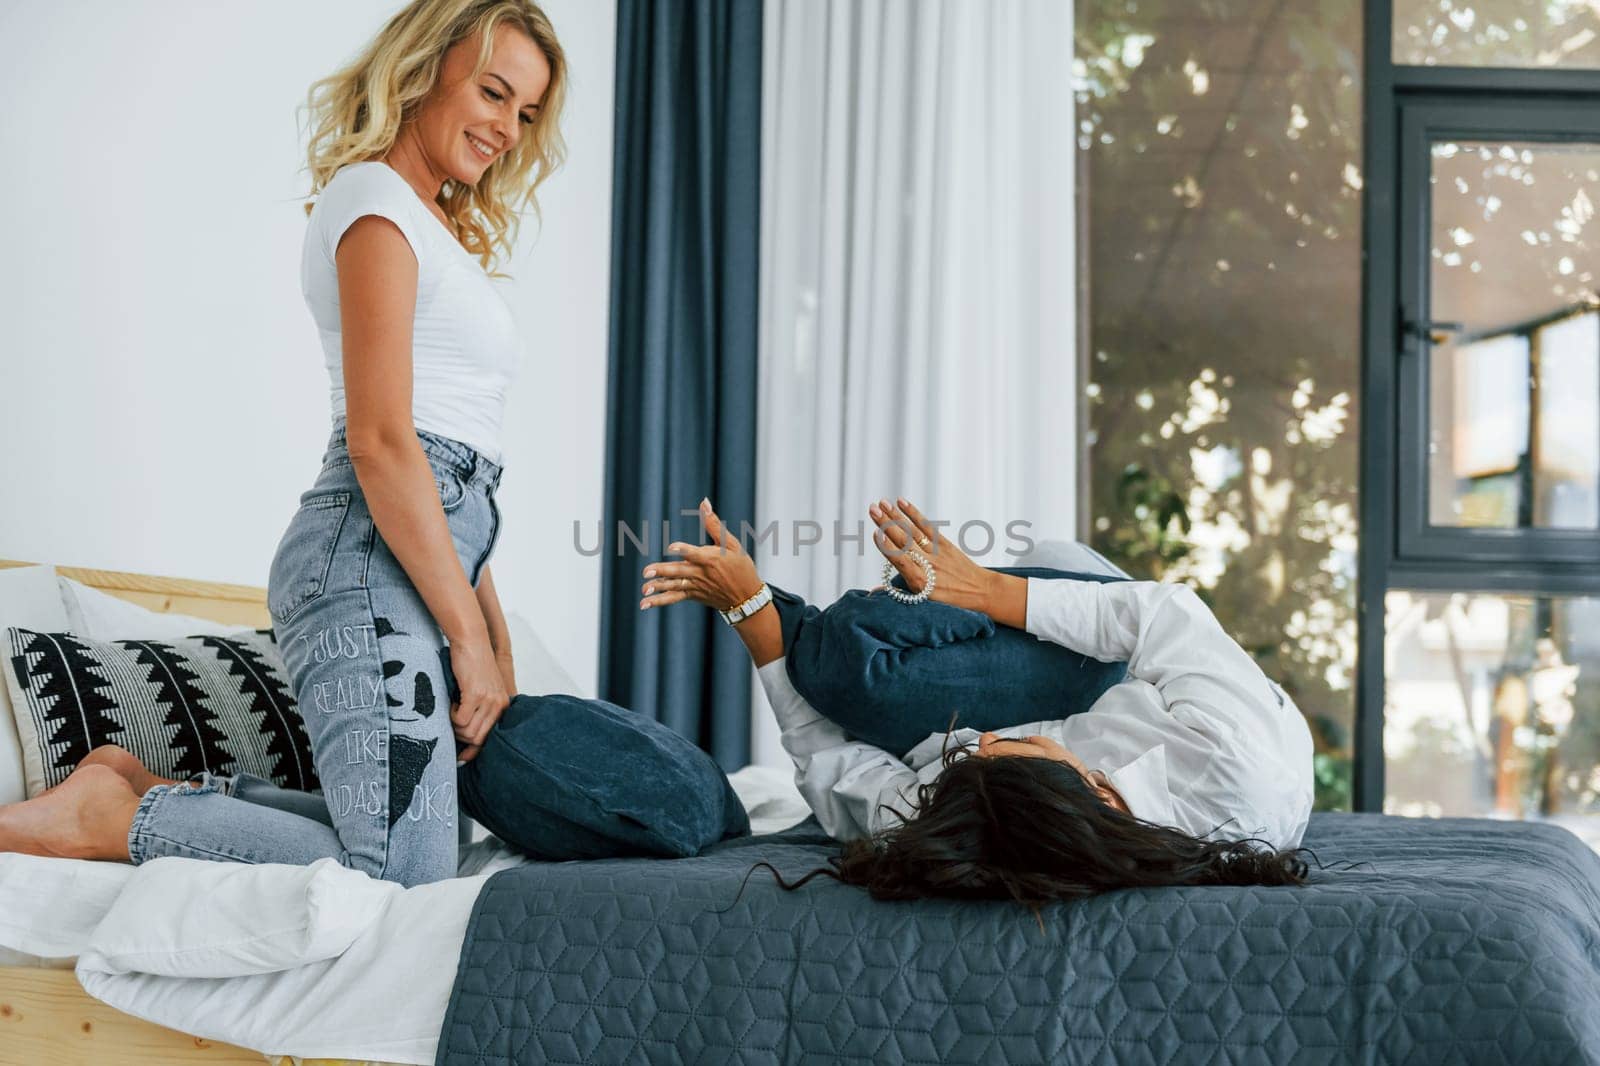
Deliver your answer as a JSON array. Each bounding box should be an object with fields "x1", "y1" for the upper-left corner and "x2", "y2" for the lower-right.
[
  {"x1": 314, "y1": 164, "x2": 426, "y2": 269},
  {"x1": 755, "y1": 657, "x2": 923, "y2": 841},
  {"x1": 1023, "y1": 577, "x2": 1280, "y2": 746}
]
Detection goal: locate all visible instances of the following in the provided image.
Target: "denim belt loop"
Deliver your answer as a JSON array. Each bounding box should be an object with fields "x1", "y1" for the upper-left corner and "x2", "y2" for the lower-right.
[{"x1": 476, "y1": 453, "x2": 503, "y2": 493}]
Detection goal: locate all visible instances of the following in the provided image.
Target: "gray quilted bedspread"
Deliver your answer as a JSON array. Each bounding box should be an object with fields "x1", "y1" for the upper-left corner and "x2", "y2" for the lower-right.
[{"x1": 435, "y1": 812, "x2": 1600, "y2": 1065}]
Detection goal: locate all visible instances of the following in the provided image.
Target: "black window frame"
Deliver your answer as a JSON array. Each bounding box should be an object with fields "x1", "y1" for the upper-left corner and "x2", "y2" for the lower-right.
[
  {"x1": 1358, "y1": 1, "x2": 1600, "y2": 810},
  {"x1": 1394, "y1": 99, "x2": 1600, "y2": 566}
]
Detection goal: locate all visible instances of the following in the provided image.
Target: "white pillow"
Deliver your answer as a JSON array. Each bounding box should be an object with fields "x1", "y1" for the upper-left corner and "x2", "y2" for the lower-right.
[
  {"x1": 726, "y1": 764, "x2": 812, "y2": 835},
  {"x1": 0, "y1": 565, "x2": 72, "y2": 804},
  {"x1": 58, "y1": 575, "x2": 259, "y2": 641},
  {"x1": 1010, "y1": 538, "x2": 1132, "y2": 579},
  {"x1": 504, "y1": 609, "x2": 587, "y2": 698}
]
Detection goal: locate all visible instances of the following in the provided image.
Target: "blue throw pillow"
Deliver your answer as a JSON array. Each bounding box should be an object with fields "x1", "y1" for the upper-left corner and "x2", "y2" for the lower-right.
[
  {"x1": 457, "y1": 693, "x2": 751, "y2": 861},
  {"x1": 769, "y1": 566, "x2": 1132, "y2": 758}
]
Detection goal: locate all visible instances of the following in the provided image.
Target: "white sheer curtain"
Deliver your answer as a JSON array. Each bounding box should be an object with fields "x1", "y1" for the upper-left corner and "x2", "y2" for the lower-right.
[{"x1": 751, "y1": 0, "x2": 1077, "y2": 766}]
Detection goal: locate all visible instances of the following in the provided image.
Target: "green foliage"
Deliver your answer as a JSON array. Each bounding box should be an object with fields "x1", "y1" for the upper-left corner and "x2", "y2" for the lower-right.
[
  {"x1": 1078, "y1": 1, "x2": 1362, "y2": 809},
  {"x1": 1314, "y1": 751, "x2": 1353, "y2": 812},
  {"x1": 1107, "y1": 464, "x2": 1193, "y2": 579}
]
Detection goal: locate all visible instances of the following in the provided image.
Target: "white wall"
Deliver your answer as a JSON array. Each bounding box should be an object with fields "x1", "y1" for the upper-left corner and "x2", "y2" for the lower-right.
[{"x1": 0, "y1": 0, "x2": 614, "y2": 690}]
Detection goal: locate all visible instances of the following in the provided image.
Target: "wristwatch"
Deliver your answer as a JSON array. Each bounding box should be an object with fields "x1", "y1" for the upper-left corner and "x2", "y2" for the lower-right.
[{"x1": 719, "y1": 583, "x2": 773, "y2": 626}]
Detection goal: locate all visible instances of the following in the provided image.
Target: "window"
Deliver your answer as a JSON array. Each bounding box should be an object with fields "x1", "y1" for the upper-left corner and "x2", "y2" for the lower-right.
[
  {"x1": 1429, "y1": 311, "x2": 1599, "y2": 531},
  {"x1": 1363, "y1": 1, "x2": 1600, "y2": 843},
  {"x1": 1393, "y1": 0, "x2": 1600, "y2": 69},
  {"x1": 1394, "y1": 104, "x2": 1600, "y2": 567},
  {"x1": 1385, "y1": 589, "x2": 1600, "y2": 850},
  {"x1": 1075, "y1": 0, "x2": 1364, "y2": 809}
]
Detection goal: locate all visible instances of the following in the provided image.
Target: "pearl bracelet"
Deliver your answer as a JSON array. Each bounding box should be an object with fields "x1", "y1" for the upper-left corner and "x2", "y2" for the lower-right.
[{"x1": 882, "y1": 550, "x2": 936, "y2": 605}]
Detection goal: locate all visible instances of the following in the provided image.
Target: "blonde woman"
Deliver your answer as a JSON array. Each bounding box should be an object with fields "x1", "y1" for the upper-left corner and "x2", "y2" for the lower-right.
[{"x1": 0, "y1": 0, "x2": 567, "y2": 887}]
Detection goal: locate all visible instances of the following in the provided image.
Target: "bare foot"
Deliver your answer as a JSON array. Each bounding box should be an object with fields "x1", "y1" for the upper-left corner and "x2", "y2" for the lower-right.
[
  {"x1": 0, "y1": 763, "x2": 142, "y2": 861},
  {"x1": 43, "y1": 744, "x2": 179, "y2": 797}
]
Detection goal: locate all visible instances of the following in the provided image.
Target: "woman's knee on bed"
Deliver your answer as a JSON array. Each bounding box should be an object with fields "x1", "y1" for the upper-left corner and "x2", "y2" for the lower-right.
[
  {"x1": 271, "y1": 588, "x2": 459, "y2": 885},
  {"x1": 371, "y1": 611, "x2": 461, "y2": 885}
]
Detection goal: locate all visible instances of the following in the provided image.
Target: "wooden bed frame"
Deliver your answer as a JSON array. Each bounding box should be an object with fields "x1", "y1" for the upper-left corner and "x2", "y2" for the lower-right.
[{"x1": 0, "y1": 558, "x2": 395, "y2": 1066}]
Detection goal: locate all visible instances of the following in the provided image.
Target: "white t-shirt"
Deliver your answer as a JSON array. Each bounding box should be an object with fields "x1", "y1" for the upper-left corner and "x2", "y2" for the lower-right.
[{"x1": 300, "y1": 160, "x2": 523, "y2": 465}]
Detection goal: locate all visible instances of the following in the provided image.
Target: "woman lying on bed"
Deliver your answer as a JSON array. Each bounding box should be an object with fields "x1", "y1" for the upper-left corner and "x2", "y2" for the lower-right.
[{"x1": 640, "y1": 497, "x2": 1316, "y2": 901}]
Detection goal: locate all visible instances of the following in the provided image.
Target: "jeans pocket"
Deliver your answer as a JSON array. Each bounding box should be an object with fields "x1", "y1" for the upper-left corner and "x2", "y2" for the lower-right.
[
  {"x1": 268, "y1": 491, "x2": 353, "y2": 624},
  {"x1": 430, "y1": 460, "x2": 468, "y2": 512}
]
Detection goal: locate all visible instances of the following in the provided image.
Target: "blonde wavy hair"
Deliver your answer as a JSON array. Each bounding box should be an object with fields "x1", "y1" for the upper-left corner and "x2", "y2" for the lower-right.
[{"x1": 298, "y1": 0, "x2": 569, "y2": 279}]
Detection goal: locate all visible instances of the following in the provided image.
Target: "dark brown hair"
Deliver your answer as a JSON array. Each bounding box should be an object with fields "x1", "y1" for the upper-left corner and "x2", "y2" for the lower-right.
[{"x1": 758, "y1": 742, "x2": 1312, "y2": 911}]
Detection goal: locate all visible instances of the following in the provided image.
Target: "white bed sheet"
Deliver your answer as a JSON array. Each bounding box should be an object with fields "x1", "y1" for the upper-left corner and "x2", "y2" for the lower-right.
[{"x1": 0, "y1": 764, "x2": 811, "y2": 1064}]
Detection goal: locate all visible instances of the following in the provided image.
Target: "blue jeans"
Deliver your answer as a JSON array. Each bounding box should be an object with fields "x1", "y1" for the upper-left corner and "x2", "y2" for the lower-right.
[
  {"x1": 767, "y1": 542, "x2": 1135, "y2": 757},
  {"x1": 125, "y1": 420, "x2": 504, "y2": 887}
]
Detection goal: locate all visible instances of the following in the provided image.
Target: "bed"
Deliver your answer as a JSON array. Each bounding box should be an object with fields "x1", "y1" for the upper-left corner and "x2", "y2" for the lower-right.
[
  {"x1": 5, "y1": 559, "x2": 1600, "y2": 1066},
  {"x1": 436, "y1": 810, "x2": 1600, "y2": 1065}
]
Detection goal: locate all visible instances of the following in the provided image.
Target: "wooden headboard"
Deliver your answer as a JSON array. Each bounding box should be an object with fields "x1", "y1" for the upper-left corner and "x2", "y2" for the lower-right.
[{"x1": 0, "y1": 559, "x2": 270, "y2": 629}]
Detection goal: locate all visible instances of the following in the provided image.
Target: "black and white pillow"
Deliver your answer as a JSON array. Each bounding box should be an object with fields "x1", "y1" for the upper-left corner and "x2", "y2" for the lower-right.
[{"x1": 2, "y1": 626, "x2": 320, "y2": 798}]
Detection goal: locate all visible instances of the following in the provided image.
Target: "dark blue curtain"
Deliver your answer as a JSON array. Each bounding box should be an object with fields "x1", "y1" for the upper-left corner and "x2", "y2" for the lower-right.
[{"x1": 598, "y1": 0, "x2": 763, "y2": 769}]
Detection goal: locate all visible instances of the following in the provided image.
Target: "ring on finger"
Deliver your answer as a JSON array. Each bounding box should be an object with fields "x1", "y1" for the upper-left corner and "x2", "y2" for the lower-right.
[{"x1": 882, "y1": 549, "x2": 936, "y2": 605}]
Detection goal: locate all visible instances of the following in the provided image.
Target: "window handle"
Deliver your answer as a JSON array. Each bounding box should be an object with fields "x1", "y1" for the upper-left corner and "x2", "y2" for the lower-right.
[
  {"x1": 1399, "y1": 314, "x2": 1464, "y2": 351},
  {"x1": 1401, "y1": 316, "x2": 1465, "y2": 342}
]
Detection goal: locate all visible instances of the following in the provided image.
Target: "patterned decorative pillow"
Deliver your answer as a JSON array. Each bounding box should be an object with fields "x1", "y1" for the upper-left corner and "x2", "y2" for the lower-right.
[{"x1": 2, "y1": 626, "x2": 319, "y2": 798}]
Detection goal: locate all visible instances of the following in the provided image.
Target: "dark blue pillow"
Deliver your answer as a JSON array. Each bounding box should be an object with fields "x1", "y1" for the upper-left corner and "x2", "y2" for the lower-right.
[
  {"x1": 457, "y1": 693, "x2": 750, "y2": 861},
  {"x1": 769, "y1": 566, "x2": 1131, "y2": 758}
]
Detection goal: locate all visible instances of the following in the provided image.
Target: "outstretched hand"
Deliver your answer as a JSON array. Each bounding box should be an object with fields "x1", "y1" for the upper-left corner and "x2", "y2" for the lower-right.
[
  {"x1": 639, "y1": 498, "x2": 765, "y2": 612},
  {"x1": 869, "y1": 497, "x2": 997, "y2": 614}
]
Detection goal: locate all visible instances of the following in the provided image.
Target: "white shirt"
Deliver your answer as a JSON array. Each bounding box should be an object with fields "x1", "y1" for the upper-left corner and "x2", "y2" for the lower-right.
[
  {"x1": 756, "y1": 577, "x2": 1316, "y2": 851},
  {"x1": 300, "y1": 160, "x2": 524, "y2": 465}
]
